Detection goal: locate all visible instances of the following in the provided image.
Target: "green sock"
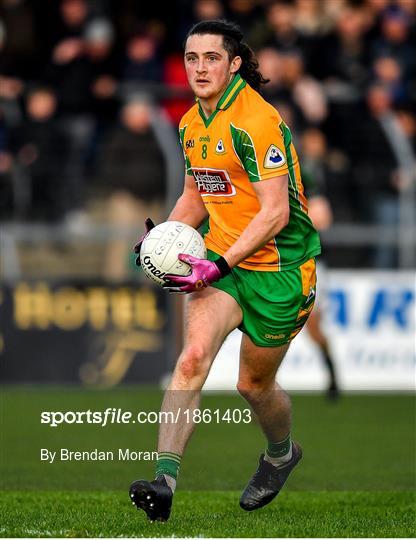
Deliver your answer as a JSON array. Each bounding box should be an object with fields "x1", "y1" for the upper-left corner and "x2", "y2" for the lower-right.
[
  {"x1": 155, "y1": 451, "x2": 181, "y2": 481},
  {"x1": 266, "y1": 434, "x2": 292, "y2": 458}
]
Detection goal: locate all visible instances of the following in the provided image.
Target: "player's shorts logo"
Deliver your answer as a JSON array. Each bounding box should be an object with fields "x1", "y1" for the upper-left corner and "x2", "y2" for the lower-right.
[
  {"x1": 264, "y1": 144, "x2": 286, "y2": 169},
  {"x1": 192, "y1": 168, "x2": 236, "y2": 196},
  {"x1": 264, "y1": 333, "x2": 287, "y2": 340}
]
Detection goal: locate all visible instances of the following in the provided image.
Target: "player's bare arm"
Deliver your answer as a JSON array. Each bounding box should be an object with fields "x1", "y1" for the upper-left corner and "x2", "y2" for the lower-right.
[
  {"x1": 222, "y1": 175, "x2": 289, "y2": 268},
  {"x1": 168, "y1": 173, "x2": 208, "y2": 228}
]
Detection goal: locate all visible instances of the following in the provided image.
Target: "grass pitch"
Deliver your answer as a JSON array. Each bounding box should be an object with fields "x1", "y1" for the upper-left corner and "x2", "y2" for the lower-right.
[
  {"x1": 1, "y1": 387, "x2": 415, "y2": 537},
  {"x1": 2, "y1": 490, "x2": 414, "y2": 538}
]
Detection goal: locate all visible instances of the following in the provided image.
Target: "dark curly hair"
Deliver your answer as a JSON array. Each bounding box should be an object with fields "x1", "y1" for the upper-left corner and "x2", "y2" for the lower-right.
[{"x1": 185, "y1": 20, "x2": 269, "y2": 92}]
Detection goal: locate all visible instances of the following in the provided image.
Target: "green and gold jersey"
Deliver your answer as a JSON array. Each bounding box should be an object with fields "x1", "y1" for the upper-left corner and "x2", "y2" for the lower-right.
[{"x1": 179, "y1": 73, "x2": 321, "y2": 271}]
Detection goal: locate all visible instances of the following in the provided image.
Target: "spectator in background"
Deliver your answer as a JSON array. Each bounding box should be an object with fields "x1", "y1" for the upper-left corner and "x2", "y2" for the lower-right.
[
  {"x1": 396, "y1": 0, "x2": 416, "y2": 17},
  {"x1": 97, "y1": 96, "x2": 166, "y2": 280},
  {"x1": 299, "y1": 125, "x2": 352, "y2": 222},
  {"x1": 8, "y1": 87, "x2": 69, "y2": 222},
  {"x1": 249, "y1": 1, "x2": 303, "y2": 53},
  {"x1": 122, "y1": 32, "x2": 163, "y2": 88},
  {"x1": 257, "y1": 49, "x2": 301, "y2": 141},
  {"x1": 85, "y1": 18, "x2": 120, "y2": 173},
  {"x1": 364, "y1": 0, "x2": 391, "y2": 16},
  {"x1": 259, "y1": 49, "x2": 327, "y2": 131},
  {"x1": 300, "y1": 127, "x2": 340, "y2": 400},
  {"x1": 86, "y1": 17, "x2": 119, "y2": 121},
  {"x1": 248, "y1": 0, "x2": 317, "y2": 70},
  {"x1": 45, "y1": 0, "x2": 92, "y2": 110},
  {"x1": 194, "y1": 0, "x2": 224, "y2": 21},
  {"x1": 318, "y1": 4, "x2": 370, "y2": 158},
  {"x1": 361, "y1": 0, "x2": 390, "y2": 43},
  {"x1": 322, "y1": 0, "x2": 346, "y2": 21},
  {"x1": 317, "y1": 4, "x2": 369, "y2": 90},
  {"x1": 396, "y1": 107, "x2": 416, "y2": 152},
  {"x1": 43, "y1": 0, "x2": 94, "y2": 229},
  {"x1": 176, "y1": 0, "x2": 225, "y2": 47},
  {"x1": 280, "y1": 51, "x2": 328, "y2": 126},
  {"x1": 0, "y1": 0, "x2": 27, "y2": 116},
  {"x1": 0, "y1": 13, "x2": 24, "y2": 218},
  {"x1": 300, "y1": 128, "x2": 331, "y2": 200},
  {"x1": 294, "y1": 0, "x2": 333, "y2": 38},
  {"x1": 0, "y1": 4, "x2": 26, "y2": 109},
  {"x1": 372, "y1": 54, "x2": 408, "y2": 106},
  {"x1": 45, "y1": 0, "x2": 91, "y2": 111},
  {"x1": 226, "y1": 0, "x2": 262, "y2": 37},
  {"x1": 293, "y1": 0, "x2": 333, "y2": 77},
  {"x1": 0, "y1": 0, "x2": 38, "y2": 80},
  {"x1": 350, "y1": 82, "x2": 414, "y2": 267},
  {"x1": 257, "y1": 47, "x2": 283, "y2": 97},
  {"x1": 0, "y1": 109, "x2": 14, "y2": 217},
  {"x1": 351, "y1": 82, "x2": 397, "y2": 215},
  {"x1": 371, "y1": 5, "x2": 415, "y2": 79}
]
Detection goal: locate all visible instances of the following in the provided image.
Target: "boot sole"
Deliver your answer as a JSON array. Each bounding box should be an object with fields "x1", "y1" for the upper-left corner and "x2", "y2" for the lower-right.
[{"x1": 129, "y1": 480, "x2": 171, "y2": 522}]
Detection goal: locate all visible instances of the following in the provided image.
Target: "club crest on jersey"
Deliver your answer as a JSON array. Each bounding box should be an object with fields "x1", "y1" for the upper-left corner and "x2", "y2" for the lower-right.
[
  {"x1": 215, "y1": 139, "x2": 226, "y2": 154},
  {"x1": 264, "y1": 144, "x2": 286, "y2": 168},
  {"x1": 192, "y1": 168, "x2": 236, "y2": 196}
]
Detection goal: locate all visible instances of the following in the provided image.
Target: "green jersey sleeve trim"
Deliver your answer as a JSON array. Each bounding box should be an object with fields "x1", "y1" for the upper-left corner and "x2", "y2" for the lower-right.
[
  {"x1": 179, "y1": 125, "x2": 192, "y2": 175},
  {"x1": 230, "y1": 123, "x2": 261, "y2": 182},
  {"x1": 279, "y1": 121, "x2": 303, "y2": 211}
]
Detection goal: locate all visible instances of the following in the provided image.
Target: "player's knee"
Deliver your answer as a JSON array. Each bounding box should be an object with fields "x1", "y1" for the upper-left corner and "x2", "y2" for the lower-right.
[
  {"x1": 236, "y1": 377, "x2": 269, "y2": 403},
  {"x1": 176, "y1": 344, "x2": 209, "y2": 383}
]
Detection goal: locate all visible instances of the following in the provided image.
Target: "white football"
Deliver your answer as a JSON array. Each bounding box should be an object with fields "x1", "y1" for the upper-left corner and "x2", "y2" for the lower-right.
[{"x1": 140, "y1": 221, "x2": 207, "y2": 286}]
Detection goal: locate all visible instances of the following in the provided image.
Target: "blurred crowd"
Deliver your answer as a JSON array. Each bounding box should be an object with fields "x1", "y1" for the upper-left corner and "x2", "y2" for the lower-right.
[{"x1": 0, "y1": 0, "x2": 415, "y2": 270}]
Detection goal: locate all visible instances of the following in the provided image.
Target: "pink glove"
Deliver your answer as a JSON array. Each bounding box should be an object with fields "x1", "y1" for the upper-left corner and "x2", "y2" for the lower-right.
[
  {"x1": 163, "y1": 253, "x2": 231, "y2": 293},
  {"x1": 133, "y1": 218, "x2": 155, "y2": 267}
]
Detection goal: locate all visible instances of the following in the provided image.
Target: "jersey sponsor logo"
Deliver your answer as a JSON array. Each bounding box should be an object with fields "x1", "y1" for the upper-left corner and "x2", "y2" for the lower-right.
[
  {"x1": 215, "y1": 139, "x2": 226, "y2": 154},
  {"x1": 185, "y1": 139, "x2": 195, "y2": 149},
  {"x1": 192, "y1": 167, "x2": 236, "y2": 196},
  {"x1": 264, "y1": 144, "x2": 286, "y2": 169}
]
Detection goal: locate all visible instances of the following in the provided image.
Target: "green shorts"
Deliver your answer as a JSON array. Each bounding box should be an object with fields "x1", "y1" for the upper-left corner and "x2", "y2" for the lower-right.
[{"x1": 207, "y1": 250, "x2": 317, "y2": 347}]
